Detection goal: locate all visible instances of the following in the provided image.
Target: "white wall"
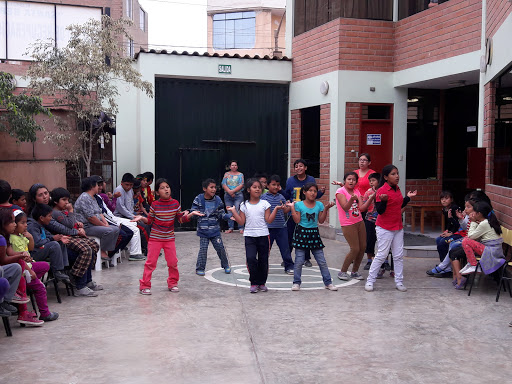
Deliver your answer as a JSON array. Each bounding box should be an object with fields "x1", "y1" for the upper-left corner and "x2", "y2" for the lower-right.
[
  {"x1": 484, "y1": 11, "x2": 512, "y2": 83},
  {"x1": 290, "y1": 70, "x2": 408, "y2": 227},
  {"x1": 115, "y1": 52, "x2": 292, "y2": 184}
]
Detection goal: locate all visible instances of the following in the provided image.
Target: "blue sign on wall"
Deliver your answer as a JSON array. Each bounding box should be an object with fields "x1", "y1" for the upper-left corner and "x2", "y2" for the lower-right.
[{"x1": 367, "y1": 134, "x2": 381, "y2": 145}]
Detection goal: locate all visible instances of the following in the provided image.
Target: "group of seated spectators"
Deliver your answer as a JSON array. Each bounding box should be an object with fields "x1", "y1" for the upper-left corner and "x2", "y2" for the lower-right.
[{"x1": 0, "y1": 172, "x2": 155, "y2": 327}]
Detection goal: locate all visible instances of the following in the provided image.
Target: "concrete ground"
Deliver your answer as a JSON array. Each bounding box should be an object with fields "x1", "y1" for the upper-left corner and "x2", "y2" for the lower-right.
[{"x1": 1, "y1": 232, "x2": 510, "y2": 384}]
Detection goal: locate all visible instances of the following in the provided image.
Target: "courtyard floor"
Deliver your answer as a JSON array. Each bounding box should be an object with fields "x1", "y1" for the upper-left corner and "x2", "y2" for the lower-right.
[{"x1": 0, "y1": 231, "x2": 510, "y2": 384}]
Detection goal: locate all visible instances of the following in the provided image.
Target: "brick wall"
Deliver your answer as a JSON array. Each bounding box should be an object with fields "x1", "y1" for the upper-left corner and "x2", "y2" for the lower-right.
[
  {"x1": 486, "y1": 0, "x2": 512, "y2": 37},
  {"x1": 290, "y1": 109, "x2": 302, "y2": 171},
  {"x1": 338, "y1": 19, "x2": 394, "y2": 72},
  {"x1": 486, "y1": 184, "x2": 512, "y2": 229},
  {"x1": 394, "y1": 0, "x2": 482, "y2": 72},
  {"x1": 344, "y1": 102, "x2": 361, "y2": 173}
]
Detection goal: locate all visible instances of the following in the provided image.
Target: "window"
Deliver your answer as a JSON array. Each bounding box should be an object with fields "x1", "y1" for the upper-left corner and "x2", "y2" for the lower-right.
[
  {"x1": 398, "y1": 0, "x2": 450, "y2": 20},
  {"x1": 125, "y1": 0, "x2": 133, "y2": 19},
  {"x1": 406, "y1": 89, "x2": 439, "y2": 179},
  {"x1": 139, "y1": 8, "x2": 146, "y2": 31},
  {"x1": 294, "y1": 0, "x2": 393, "y2": 36},
  {"x1": 213, "y1": 12, "x2": 255, "y2": 50},
  {"x1": 126, "y1": 39, "x2": 134, "y2": 58},
  {"x1": 494, "y1": 67, "x2": 512, "y2": 188}
]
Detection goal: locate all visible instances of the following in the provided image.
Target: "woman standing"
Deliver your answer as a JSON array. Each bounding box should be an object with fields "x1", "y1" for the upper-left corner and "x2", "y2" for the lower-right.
[
  {"x1": 332, "y1": 153, "x2": 376, "y2": 195},
  {"x1": 222, "y1": 160, "x2": 245, "y2": 233}
]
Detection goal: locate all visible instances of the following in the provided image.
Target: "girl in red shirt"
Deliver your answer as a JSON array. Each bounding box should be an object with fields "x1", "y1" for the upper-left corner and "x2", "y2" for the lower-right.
[{"x1": 365, "y1": 165, "x2": 416, "y2": 292}]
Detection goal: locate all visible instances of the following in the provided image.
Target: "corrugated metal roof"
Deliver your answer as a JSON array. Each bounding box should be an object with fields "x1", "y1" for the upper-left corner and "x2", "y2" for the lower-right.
[{"x1": 135, "y1": 48, "x2": 290, "y2": 61}]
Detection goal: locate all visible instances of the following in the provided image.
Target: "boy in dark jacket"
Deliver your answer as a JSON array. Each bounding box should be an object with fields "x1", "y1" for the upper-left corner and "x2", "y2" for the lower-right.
[{"x1": 190, "y1": 179, "x2": 232, "y2": 276}]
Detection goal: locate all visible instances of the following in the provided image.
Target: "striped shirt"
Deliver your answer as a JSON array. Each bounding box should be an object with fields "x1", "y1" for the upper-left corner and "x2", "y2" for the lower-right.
[
  {"x1": 147, "y1": 198, "x2": 189, "y2": 241},
  {"x1": 261, "y1": 192, "x2": 287, "y2": 228}
]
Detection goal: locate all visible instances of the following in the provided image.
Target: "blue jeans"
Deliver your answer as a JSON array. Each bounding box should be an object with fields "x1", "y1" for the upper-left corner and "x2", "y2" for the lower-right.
[
  {"x1": 224, "y1": 192, "x2": 244, "y2": 230},
  {"x1": 294, "y1": 248, "x2": 332, "y2": 286},
  {"x1": 436, "y1": 234, "x2": 462, "y2": 262},
  {"x1": 196, "y1": 236, "x2": 229, "y2": 271},
  {"x1": 269, "y1": 227, "x2": 294, "y2": 271}
]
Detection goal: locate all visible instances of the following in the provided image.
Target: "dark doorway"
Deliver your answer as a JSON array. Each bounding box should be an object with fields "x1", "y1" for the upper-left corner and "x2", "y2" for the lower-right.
[
  {"x1": 301, "y1": 106, "x2": 320, "y2": 178},
  {"x1": 155, "y1": 78, "x2": 289, "y2": 215},
  {"x1": 443, "y1": 85, "x2": 479, "y2": 203}
]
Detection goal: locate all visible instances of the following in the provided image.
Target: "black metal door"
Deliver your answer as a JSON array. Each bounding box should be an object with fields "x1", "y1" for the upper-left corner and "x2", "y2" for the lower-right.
[{"x1": 155, "y1": 77, "x2": 289, "y2": 209}]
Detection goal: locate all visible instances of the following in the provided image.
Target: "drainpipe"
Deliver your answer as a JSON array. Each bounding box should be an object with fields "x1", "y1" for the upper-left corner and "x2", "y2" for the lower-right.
[
  {"x1": 477, "y1": 0, "x2": 486, "y2": 148},
  {"x1": 273, "y1": 10, "x2": 286, "y2": 58},
  {"x1": 393, "y1": 0, "x2": 398, "y2": 22}
]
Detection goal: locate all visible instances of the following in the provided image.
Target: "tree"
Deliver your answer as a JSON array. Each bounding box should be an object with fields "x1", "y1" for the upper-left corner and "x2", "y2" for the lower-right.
[
  {"x1": 26, "y1": 15, "x2": 153, "y2": 177},
  {"x1": 0, "y1": 71, "x2": 50, "y2": 142}
]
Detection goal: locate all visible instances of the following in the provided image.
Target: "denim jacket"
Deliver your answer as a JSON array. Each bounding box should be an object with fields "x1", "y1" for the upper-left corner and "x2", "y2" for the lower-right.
[{"x1": 190, "y1": 194, "x2": 231, "y2": 238}]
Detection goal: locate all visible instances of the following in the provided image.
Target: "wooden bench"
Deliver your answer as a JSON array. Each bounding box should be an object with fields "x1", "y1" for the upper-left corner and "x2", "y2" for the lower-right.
[{"x1": 409, "y1": 203, "x2": 445, "y2": 234}]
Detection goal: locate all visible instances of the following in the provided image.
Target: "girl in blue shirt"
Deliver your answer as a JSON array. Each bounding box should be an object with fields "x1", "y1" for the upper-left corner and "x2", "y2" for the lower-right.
[{"x1": 288, "y1": 182, "x2": 337, "y2": 291}]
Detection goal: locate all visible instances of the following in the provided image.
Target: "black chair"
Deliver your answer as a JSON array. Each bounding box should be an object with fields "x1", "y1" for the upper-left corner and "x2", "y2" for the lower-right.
[
  {"x1": 2, "y1": 315, "x2": 12, "y2": 337},
  {"x1": 495, "y1": 227, "x2": 512, "y2": 302}
]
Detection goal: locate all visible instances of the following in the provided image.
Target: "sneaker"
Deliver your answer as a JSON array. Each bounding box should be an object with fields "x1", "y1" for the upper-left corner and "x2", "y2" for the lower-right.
[
  {"x1": 258, "y1": 285, "x2": 268, "y2": 292},
  {"x1": 129, "y1": 254, "x2": 146, "y2": 261},
  {"x1": 376, "y1": 269, "x2": 385, "y2": 279},
  {"x1": 224, "y1": 267, "x2": 231, "y2": 274},
  {"x1": 140, "y1": 288, "x2": 151, "y2": 295},
  {"x1": 363, "y1": 260, "x2": 372, "y2": 270},
  {"x1": 87, "y1": 281, "x2": 103, "y2": 291},
  {"x1": 285, "y1": 269, "x2": 294, "y2": 275},
  {"x1": 169, "y1": 286, "x2": 179, "y2": 292},
  {"x1": 426, "y1": 266, "x2": 443, "y2": 276},
  {"x1": 291, "y1": 284, "x2": 300, "y2": 291},
  {"x1": 396, "y1": 283, "x2": 407, "y2": 292},
  {"x1": 337, "y1": 271, "x2": 351, "y2": 281},
  {"x1": 351, "y1": 272, "x2": 364, "y2": 280},
  {"x1": 304, "y1": 260, "x2": 313, "y2": 267},
  {"x1": 54, "y1": 270, "x2": 70, "y2": 282},
  {"x1": 17, "y1": 312, "x2": 44, "y2": 326},
  {"x1": 365, "y1": 282, "x2": 374, "y2": 292},
  {"x1": 0, "y1": 301, "x2": 17, "y2": 315},
  {"x1": 76, "y1": 287, "x2": 98, "y2": 297},
  {"x1": 383, "y1": 261, "x2": 391, "y2": 271},
  {"x1": 11, "y1": 293, "x2": 30, "y2": 304},
  {"x1": 325, "y1": 284, "x2": 338, "y2": 291},
  {"x1": 460, "y1": 264, "x2": 476, "y2": 275},
  {"x1": 196, "y1": 270, "x2": 205, "y2": 276},
  {"x1": 250, "y1": 285, "x2": 258, "y2": 293},
  {"x1": 0, "y1": 306, "x2": 11, "y2": 317},
  {"x1": 39, "y1": 312, "x2": 59, "y2": 322}
]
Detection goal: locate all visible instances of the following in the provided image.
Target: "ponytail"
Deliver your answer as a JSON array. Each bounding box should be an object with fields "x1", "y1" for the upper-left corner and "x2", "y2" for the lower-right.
[{"x1": 473, "y1": 201, "x2": 502, "y2": 235}]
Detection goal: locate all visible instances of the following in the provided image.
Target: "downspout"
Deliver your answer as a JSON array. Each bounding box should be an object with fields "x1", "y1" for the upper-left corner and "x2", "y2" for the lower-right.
[
  {"x1": 273, "y1": 10, "x2": 286, "y2": 58},
  {"x1": 477, "y1": 0, "x2": 487, "y2": 147}
]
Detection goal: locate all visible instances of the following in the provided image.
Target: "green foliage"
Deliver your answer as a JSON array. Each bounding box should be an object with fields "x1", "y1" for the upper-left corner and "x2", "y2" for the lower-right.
[
  {"x1": 26, "y1": 15, "x2": 153, "y2": 175},
  {"x1": 0, "y1": 72, "x2": 50, "y2": 142}
]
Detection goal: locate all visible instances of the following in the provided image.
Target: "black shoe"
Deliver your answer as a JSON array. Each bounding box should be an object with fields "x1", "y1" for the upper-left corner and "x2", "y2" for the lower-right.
[
  {"x1": 433, "y1": 271, "x2": 453, "y2": 278},
  {"x1": 363, "y1": 260, "x2": 372, "y2": 270},
  {"x1": 54, "y1": 270, "x2": 71, "y2": 283},
  {"x1": 383, "y1": 262, "x2": 391, "y2": 271},
  {"x1": 0, "y1": 301, "x2": 17, "y2": 315},
  {"x1": 280, "y1": 261, "x2": 284, "y2": 267},
  {"x1": 0, "y1": 305, "x2": 11, "y2": 317},
  {"x1": 40, "y1": 312, "x2": 59, "y2": 322},
  {"x1": 304, "y1": 260, "x2": 312, "y2": 267}
]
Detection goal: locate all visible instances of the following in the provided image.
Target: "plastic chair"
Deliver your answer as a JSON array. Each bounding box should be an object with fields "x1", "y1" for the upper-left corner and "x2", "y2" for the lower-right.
[{"x1": 495, "y1": 227, "x2": 512, "y2": 302}]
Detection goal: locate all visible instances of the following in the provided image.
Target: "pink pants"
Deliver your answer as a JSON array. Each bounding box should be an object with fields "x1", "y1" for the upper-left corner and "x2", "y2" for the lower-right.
[
  {"x1": 462, "y1": 237, "x2": 485, "y2": 266},
  {"x1": 18, "y1": 262, "x2": 51, "y2": 317},
  {"x1": 139, "y1": 239, "x2": 179, "y2": 290}
]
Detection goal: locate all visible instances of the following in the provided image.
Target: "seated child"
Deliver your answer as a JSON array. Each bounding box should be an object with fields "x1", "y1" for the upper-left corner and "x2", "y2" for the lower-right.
[
  {"x1": 0, "y1": 208, "x2": 43, "y2": 326},
  {"x1": 27, "y1": 204, "x2": 70, "y2": 283},
  {"x1": 0, "y1": 180, "x2": 22, "y2": 211},
  {"x1": 10, "y1": 210, "x2": 58, "y2": 321},
  {"x1": 190, "y1": 179, "x2": 231, "y2": 275},
  {"x1": 9, "y1": 189, "x2": 27, "y2": 213},
  {"x1": 50, "y1": 188, "x2": 102, "y2": 296}
]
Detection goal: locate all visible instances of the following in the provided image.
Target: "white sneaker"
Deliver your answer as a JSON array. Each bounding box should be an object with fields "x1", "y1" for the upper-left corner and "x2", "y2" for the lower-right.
[
  {"x1": 365, "y1": 282, "x2": 374, "y2": 292},
  {"x1": 291, "y1": 284, "x2": 300, "y2": 291},
  {"x1": 396, "y1": 283, "x2": 407, "y2": 292},
  {"x1": 459, "y1": 264, "x2": 470, "y2": 275},
  {"x1": 461, "y1": 265, "x2": 477, "y2": 275},
  {"x1": 325, "y1": 284, "x2": 338, "y2": 291}
]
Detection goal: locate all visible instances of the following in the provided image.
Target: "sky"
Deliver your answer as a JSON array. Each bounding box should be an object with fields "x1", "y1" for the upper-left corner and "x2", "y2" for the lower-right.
[{"x1": 138, "y1": 0, "x2": 208, "y2": 52}]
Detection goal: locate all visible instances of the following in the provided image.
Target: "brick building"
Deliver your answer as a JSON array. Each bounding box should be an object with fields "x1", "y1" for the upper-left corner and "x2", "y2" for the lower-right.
[
  {"x1": 0, "y1": 0, "x2": 148, "y2": 192},
  {"x1": 287, "y1": 0, "x2": 512, "y2": 233}
]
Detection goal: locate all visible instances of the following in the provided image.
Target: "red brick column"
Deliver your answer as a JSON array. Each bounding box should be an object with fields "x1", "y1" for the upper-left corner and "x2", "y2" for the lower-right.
[
  {"x1": 484, "y1": 81, "x2": 496, "y2": 185},
  {"x1": 290, "y1": 109, "x2": 302, "y2": 171},
  {"x1": 344, "y1": 103, "x2": 361, "y2": 173}
]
